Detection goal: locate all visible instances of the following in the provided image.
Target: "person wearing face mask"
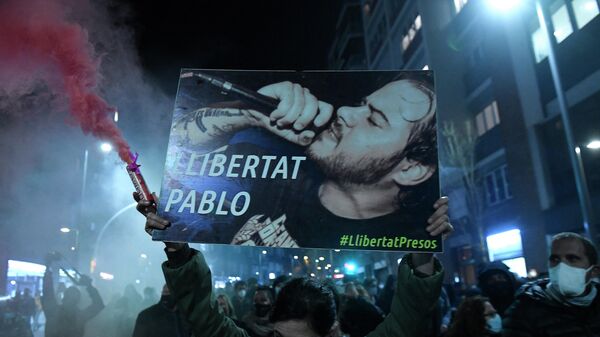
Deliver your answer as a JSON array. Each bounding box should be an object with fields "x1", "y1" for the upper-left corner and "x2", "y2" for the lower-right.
[
  {"x1": 445, "y1": 296, "x2": 502, "y2": 337},
  {"x1": 232, "y1": 281, "x2": 250, "y2": 320},
  {"x1": 503, "y1": 232, "x2": 600, "y2": 337},
  {"x1": 132, "y1": 284, "x2": 193, "y2": 337},
  {"x1": 240, "y1": 286, "x2": 275, "y2": 337}
]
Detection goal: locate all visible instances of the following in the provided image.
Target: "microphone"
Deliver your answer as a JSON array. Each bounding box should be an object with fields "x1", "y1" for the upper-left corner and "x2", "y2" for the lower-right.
[{"x1": 181, "y1": 71, "x2": 330, "y2": 135}]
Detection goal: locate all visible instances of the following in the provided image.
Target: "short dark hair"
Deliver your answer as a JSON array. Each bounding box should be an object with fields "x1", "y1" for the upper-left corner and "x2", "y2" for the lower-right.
[
  {"x1": 270, "y1": 277, "x2": 336, "y2": 337},
  {"x1": 234, "y1": 280, "x2": 247, "y2": 290},
  {"x1": 552, "y1": 232, "x2": 598, "y2": 265},
  {"x1": 255, "y1": 285, "x2": 274, "y2": 303}
]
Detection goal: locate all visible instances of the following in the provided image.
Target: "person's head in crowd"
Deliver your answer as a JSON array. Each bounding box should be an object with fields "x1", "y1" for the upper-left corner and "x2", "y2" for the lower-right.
[
  {"x1": 548, "y1": 232, "x2": 600, "y2": 297},
  {"x1": 62, "y1": 286, "x2": 81, "y2": 308},
  {"x1": 271, "y1": 277, "x2": 337, "y2": 337},
  {"x1": 355, "y1": 284, "x2": 373, "y2": 303},
  {"x1": 23, "y1": 288, "x2": 31, "y2": 297},
  {"x1": 143, "y1": 286, "x2": 156, "y2": 299},
  {"x1": 446, "y1": 296, "x2": 502, "y2": 337},
  {"x1": 234, "y1": 280, "x2": 247, "y2": 299},
  {"x1": 160, "y1": 284, "x2": 176, "y2": 310},
  {"x1": 216, "y1": 293, "x2": 236, "y2": 318},
  {"x1": 273, "y1": 275, "x2": 291, "y2": 298},
  {"x1": 363, "y1": 278, "x2": 378, "y2": 298},
  {"x1": 253, "y1": 286, "x2": 274, "y2": 318},
  {"x1": 339, "y1": 297, "x2": 385, "y2": 337},
  {"x1": 344, "y1": 282, "x2": 359, "y2": 299},
  {"x1": 477, "y1": 261, "x2": 519, "y2": 316}
]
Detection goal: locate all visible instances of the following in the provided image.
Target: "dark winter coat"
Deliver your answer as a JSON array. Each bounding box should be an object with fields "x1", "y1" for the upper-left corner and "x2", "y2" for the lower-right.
[
  {"x1": 132, "y1": 300, "x2": 193, "y2": 337},
  {"x1": 502, "y1": 279, "x2": 600, "y2": 337}
]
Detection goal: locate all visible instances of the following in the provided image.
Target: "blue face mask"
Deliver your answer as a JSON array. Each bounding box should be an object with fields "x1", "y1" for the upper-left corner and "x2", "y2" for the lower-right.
[{"x1": 486, "y1": 313, "x2": 502, "y2": 334}]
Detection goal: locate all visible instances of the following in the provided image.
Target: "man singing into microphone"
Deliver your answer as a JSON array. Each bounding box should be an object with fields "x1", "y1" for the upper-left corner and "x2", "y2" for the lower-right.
[{"x1": 167, "y1": 71, "x2": 442, "y2": 249}]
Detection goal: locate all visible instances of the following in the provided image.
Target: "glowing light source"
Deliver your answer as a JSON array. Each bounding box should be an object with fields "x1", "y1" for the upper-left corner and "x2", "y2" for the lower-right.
[
  {"x1": 293, "y1": 255, "x2": 298, "y2": 260},
  {"x1": 485, "y1": 0, "x2": 522, "y2": 11},
  {"x1": 100, "y1": 142, "x2": 112, "y2": 153},
  {"x1": 310, "y1": 273, "x2": 315, "y2": 277},
  {"x1": 334, "y1": 269, "x2": 340, "y2": 273},
  {"x1": 262, "y1": 250, "x2": 267, "y2": 255},
  {"x1": 99, "y1": 272, "x2": 114, "y2": 280},
  {"x1": 318, "y1": 256, "x2": 325, "y2": 261},
  {"x1": 255, "y1": 272, "x2": 259, "y2": 275},
  {"x1": 486, "y1": 229, "x2": 523, "y2": 261},
  {"x1": 303, "y1": 256, "x2": 309, "y2": 260},
  {"x1": 60, "y1": 227, "x2": 71, "y2": 233},
  {"x1": 10, "y1": 280, "x2": 16, "y2": 285},
  {"x1": 135, "y1": 279, "x2": 141, "y2": 284},
  {"x1": 576, "y1": 146, "x2": 582, "y2": 154},
  {"x1": 586, "y1": 140, "x2": 600, "y2": 149},
  {"x1": 344, "y1": 262, "x2": 357, "y2": 274},
  {"x1": 140, "y1": 253, "x2": 148, "y2": 259},
  {"x1": 333, "y1": 273, "x2": 345, "y2": 279},
  {"x1": 114, "y1": 110, "x2": 119, "y2": 122},
  {"x1": 268, "y1": 273, "x2": 276, "y2": 280},
  {"x1": 70, "y1": 247, "x2": 76, "y2": 251}
]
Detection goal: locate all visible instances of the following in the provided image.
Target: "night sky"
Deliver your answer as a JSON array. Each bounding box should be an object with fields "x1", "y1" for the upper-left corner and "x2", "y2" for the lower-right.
[{"x1": 127, "y1": 0, "x2": 343, "y2": 95}]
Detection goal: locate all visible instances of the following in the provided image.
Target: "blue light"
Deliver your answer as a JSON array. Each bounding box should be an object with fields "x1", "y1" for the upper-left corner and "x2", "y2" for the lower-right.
[{"x1": 344, "y1": 262, "x2": 357, "y2": 274}]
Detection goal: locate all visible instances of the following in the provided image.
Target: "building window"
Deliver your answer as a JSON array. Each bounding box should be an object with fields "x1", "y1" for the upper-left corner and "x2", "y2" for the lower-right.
[
  {"x1": 531, "y1": 28, "x2": 550, "y2": 62},
  {"x1": 401, "y1": 14, "x2": 422, "y2": 51},
  {"x1": 454, "y1": 0, "x2": 469, "y2": 14},
  {"x1": 485, "y1": 165, "x2": 512, "y2": 206},
  {"x1": 551, "y1": 1, "x2": 574, "y2": 42},
  {"x1": 530, "y1": 0, "x2": 598, "y2": 63},
  {"x1": 572, "y1": 0, "x2": 600, "y2": 29},
  {"x1": 475, "y1": 101, "x2": 500, "y2": 136},
  {"x1": 486, "y1": 229, "x2": 527, "y2": 277}
]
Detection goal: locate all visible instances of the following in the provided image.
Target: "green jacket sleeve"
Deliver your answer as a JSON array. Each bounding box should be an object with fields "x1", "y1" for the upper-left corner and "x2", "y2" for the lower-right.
[
  {"x1": 162, "y1": 250, "x2": 249, "y2": 337},
  {"x1": 366, "y1": 255, "x2": 444, "y2": 337}
]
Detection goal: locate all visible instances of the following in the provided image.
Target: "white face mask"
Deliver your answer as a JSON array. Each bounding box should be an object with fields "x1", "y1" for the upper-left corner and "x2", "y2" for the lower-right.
[
  {"x1": 548, "y1": 262, "x2": 593, "y2": 296},
  {"x1": 486, "y1": 313, "x2": 502, "y2": 334}
]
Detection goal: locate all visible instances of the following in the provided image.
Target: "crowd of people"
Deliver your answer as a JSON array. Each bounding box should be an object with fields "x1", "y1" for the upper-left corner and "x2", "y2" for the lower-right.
[{"x1": 1, "y1": 194, "x2": 599, "y2": 337}]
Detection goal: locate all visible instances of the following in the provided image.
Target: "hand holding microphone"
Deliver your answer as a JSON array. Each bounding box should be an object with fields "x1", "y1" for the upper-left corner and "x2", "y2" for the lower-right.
[
  {"x1": 254, "y1": 81, "x2": 334, "y2": 146},
  {"x1": 183, "y1": 72, "x2": 334, "y2": 146}
]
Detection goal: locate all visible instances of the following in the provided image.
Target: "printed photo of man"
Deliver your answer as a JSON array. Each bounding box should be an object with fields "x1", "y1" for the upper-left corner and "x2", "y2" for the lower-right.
[{"x1": 158, "y1": 71, "x2": 440, "y2": 251}]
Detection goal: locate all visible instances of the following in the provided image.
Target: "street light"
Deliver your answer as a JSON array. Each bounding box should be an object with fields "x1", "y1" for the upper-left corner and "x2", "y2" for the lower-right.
[
  {"x1": 100, "y1": 142, "x2": 112, "y2": 153},
  {"x1": 587, "y1": 140, "x2": 600, "y2": 150},
  {"x1": 486, "y1": 0, "x2": 599, "y2": 244},
  {"x1": 60, "y1": 227, "x2": 71, "y2": 233}
]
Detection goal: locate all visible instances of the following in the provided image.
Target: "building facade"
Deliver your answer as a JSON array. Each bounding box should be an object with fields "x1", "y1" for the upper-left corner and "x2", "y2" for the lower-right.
[{"x1": 329, "y1": 0, "x2": 600, "y2": 286}]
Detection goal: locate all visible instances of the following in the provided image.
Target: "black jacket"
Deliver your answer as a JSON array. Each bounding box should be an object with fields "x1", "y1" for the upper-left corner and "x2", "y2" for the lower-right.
[
  {"x1": 132, "y1": 300, "x2": 192, "y2": 337},
  {"x1": 502, "y1": 279, "x2": 600, "y2": 337}
]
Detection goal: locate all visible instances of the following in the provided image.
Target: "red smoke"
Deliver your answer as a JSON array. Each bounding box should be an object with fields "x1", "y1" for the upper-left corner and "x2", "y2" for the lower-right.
[{"x1": 0, "y1": 0, "x2": 131, "y2": 163}]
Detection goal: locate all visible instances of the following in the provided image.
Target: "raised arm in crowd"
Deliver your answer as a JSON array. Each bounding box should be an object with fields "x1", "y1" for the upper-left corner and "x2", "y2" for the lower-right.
[{"x1": 135, "y1": 192, "x2": 453, "y2": 337}]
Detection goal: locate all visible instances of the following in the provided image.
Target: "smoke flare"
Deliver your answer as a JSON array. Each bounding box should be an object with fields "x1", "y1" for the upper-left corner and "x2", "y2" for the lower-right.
[{"x1": 0, "y1": 0, "x2": 131, "y2": 163}]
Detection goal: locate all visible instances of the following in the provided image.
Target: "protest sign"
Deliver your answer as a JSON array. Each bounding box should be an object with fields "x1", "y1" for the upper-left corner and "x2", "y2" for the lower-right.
[{"x1": 154, "y1": 70, "x2": 441, "y2": 252}]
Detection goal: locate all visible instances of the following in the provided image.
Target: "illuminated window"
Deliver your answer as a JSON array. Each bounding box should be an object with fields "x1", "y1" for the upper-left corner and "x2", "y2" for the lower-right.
[
  {"x1": 502, "y1": 257, "x2": 528, "y2": 278},
  {"x1": 531, "y1": 28, "x2": 550, "y2": 62},
  {"x1": 475, "y1": 101, "x2": 500, "y2": 136},
  {"x1": 572, "y1": 0, "x2": 600, "y2": 29},
  {"x1": 485, "y1": 164, "x2": 512, "y2": 206},
  {"x1": 486, "y1": 229, "x2": 523, "y2": 261},
  {"x1": 551, "y1": 1, "x2": 573, "y2": 43},
  {"x1": 454, "y1": 0, "x2": 469, "y2": 14},
  {"x1": 401, "y1": 14, "x2": 422, "y2": 51},
  {"x1": 422, "y1": 64, "x2": 429, "y2": 70}
]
